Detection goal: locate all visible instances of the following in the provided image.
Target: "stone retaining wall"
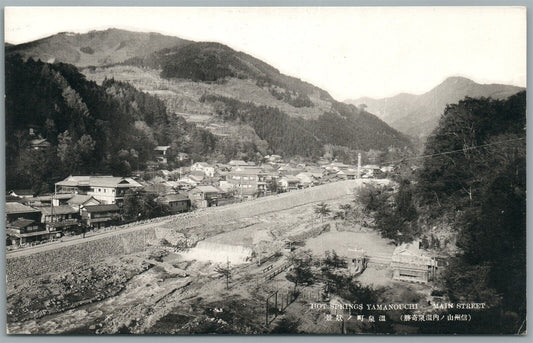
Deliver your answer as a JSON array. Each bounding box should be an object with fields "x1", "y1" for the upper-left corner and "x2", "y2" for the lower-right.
[
  {"x1": 6, "y1": 227, "x2": 158, "y2": 281},
  {"x1": 6, "y1": 180, "x2": 362, "y2": 281}
]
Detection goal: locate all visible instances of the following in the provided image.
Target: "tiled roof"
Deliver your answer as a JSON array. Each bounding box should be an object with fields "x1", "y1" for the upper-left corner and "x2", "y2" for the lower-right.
[
  {"x1": 67, "y1": 195, "x2": 100, "y2": 205},
  {"x1": 159, "y1": 193, "x2": 190, "y2": 203},
  {"x1": 30, "y1": 194, "x2": 74, "y2": 202},
  {"x1": 56, "y1": 176, "x2": 142, "y2": 188},
  {"x1": 8, "y1": 218, "x2": 36, "y2": 228},
  {"x1": 193, "y1": 186, "x2": 221, "y2": 193},
  {"x1": 5, "y1": 202, "x2": 40, "y2": 214},
  {"x1": 83, "y1": 204, "x2": 120, "y2": 213},
  {"x1": 40, "y1": 206, "x2": 78, "y2": 215}
]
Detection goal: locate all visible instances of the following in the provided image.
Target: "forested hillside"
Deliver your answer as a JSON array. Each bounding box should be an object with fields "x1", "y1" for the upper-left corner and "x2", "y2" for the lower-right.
[
  {"x1": 5, "y1": 55, "x2": 217, "y2": 193},
  {"x1": 200, "y1": 94, "x2": 411, "y2": 157},
  {"x1": 8, "y1": 29, "x2": 413, "y2": 164},
  {"x1": 416, "y1": 92, "x2": 526, "y2": 333},
  {"x1": 360, "y1": 92, "x2": 526, "y2": 333},
  {"x1": 121, "y1": 41, "x2": 332, "y2": 105}
]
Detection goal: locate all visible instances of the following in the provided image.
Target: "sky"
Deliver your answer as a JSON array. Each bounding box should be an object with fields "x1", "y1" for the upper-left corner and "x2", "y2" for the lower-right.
[{"x1": 4, "y1": 6, "x2": 527, "y2": 101}]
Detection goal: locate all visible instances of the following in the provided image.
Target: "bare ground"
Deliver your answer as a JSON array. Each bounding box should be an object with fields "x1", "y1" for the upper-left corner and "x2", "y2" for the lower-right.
[{"x1": 6, "y1": 194, "x2": 431, "y2": 334}]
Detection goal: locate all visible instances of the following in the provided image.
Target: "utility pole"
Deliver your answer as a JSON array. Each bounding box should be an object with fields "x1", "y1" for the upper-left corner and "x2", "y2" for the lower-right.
[
  {"x1": 225, "y1": 258, "x2": 230, "y2": 290},
  {"x1": 357, "y1": 153, "x2": 362, "y2": 179}
]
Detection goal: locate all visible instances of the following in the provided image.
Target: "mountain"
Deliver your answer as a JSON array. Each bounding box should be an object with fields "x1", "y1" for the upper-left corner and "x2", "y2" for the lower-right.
[
  {"x1": 6, "y1": 28, "x2": 191, "y2": 66},
  {"x1": 7, "y1": 28, "x2": 412, "y2": 167},
  {"x1": 5, "y1": 54, "x2": 221, "y2": 193},
  {"x1": 346, "y1": 76, "x2": 525, "y2": 139}
]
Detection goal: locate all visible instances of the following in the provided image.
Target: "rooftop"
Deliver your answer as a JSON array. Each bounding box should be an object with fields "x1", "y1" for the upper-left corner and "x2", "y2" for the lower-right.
[
  {"x1": 7, "y1": 218, "x2": 36, "y2": 229},
  {"x1": 83, "y1": 204, "x2": 120, "y2": 213},
  {"x1": 40, "y1": 205, "x2": 78, "y2": 215},
  {"x1": 192, "y1": 185, "x2": 221, "y2": 193},
  {"x1": 159, "y1": 193, "x2": 190, "y2": 203},
  {"x1": 67, "y1": 195, "x2": 100, "y2": 205},
  {"x1": 56, "y1": 176, "x2": 142, "y2": 188},
  {"x1": 5, "y1": 202, "x2": 40, "y2": 214}
]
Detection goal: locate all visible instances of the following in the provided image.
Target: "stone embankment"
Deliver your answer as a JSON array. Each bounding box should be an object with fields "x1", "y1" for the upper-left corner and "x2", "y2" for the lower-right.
[{"x1": 7, "y1": 180, "x2": 364, "y2": 281}]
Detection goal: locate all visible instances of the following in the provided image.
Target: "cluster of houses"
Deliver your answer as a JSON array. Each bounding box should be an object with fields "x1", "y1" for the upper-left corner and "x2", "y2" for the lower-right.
[
  {"x1": 6, "y1": 176, "x2": 143, "y2": 246},
  {"x1": 148, "y1": 149, "x2": 394, "y2": 205},
  {"x1": 5, "y1": 150, "x2": 394, "y2": 247}
]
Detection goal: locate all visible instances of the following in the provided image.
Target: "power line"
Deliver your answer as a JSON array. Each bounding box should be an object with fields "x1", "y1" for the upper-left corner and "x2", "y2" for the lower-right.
[{"x1": 381, "y1": 137, "x2": 525, "y2": 166}]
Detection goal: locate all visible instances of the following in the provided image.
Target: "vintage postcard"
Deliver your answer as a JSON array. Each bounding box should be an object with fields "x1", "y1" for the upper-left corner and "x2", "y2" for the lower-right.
[{"x1": 4, "y1": 6, "x2": 526, "y2": 335}]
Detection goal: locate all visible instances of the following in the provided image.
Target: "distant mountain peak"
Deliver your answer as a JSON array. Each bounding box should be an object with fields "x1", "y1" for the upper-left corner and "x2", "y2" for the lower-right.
[
  {"x1": 442, "y1": 76, "x2": 475, "y2": 83},
  {"x1": 7, "y1": 28, "x2": 192, "y2": 67},
  {"x1": 345, "y1": 76, "x2": 524, "y2": 139}
]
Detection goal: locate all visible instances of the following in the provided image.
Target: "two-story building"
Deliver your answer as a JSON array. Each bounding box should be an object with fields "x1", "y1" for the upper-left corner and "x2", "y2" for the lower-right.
[
  {"x1": 6, "y1": 219, "x2": 53, "y2": 246},
  {"x1": 157, "y1": 193, "x2": 191, "y2": 214},
  {"x1": 191, "y1": 162, "x2": 216, "y2": 177},
  {"x1": 81, "y1": 204, "x2": 120, "y2": 229},
  {"x1": 189, "y1": 186, "x2": 222, "y2": 208},
  {"x1": 391, "y1": 242, "x2": 438, "y2": 284},
  {"x1": 279, "y1": 176, "x2": 301, "y2": 192},
  {"x1": 55, "y1": 176, "x2": 142, "y2": 205},
  {"x1": 67, "y1": 195, "x2": 101, "y2": 214},
  {"x1": 336, "y1": 169, "x2": 358, "y2": 180},
  {"x1": 227, "y1": 167, "x2": 267, "y2": 198},
  {"x1": 40, "y1": 205, "x2": 80, "y2": 234},
  {"x1": 5, "y1": 202, "x2": 41, "y2": 223},
  {"x1": 154, "y1": 146, "x2": 171, "y2": 164}
]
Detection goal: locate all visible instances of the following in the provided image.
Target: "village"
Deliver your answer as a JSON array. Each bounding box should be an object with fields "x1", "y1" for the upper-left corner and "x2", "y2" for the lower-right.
[
  {"x1": 5, "y1": 142, "x2": 393, "y2": 249},
  {"x1": 6, "y1": 179, "x2": 444, "y2": 334},
  {"x1": 6, "y1": 142, "x2": 448, "y2": 334}
]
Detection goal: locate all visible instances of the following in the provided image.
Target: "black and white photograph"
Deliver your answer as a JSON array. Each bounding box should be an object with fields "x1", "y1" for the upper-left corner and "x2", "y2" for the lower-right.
[{"x1": 3, "y1": 6, "x2": 527, "y2": 335}]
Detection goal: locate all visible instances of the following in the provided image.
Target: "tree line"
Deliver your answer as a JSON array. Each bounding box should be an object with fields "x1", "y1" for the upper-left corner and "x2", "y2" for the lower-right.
[{"x1": 357, "y1": 92, "x2": 526, "y2": 333}]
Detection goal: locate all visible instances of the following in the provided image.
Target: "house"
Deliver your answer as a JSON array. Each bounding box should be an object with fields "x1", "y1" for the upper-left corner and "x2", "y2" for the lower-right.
[
  {"x1": 260, "y1": 164, "x2": 277, "y2": 173},
  {"x1": 23, "y1": 193, "x2": 74, "y2": 207},
  {"x1": 187, "y1": 171, "x2": 205, "y2": 183},
  {"x1": 336, "y1": 169, "x2": 358, "y2": 180},
  {"x1": 278, "y1": 164, "x2": 305, "y2": 176},
  {"x1": 295, "y1": 172, "x2": 315, "y2": 187},
  {"x1": 67, "y1": 195, "x2": 101, "y2": 213},
  {"x1": 177, "y1": 177, "x2": 198, "y2": 189},
  {"x1": 189, "y1": 186, "x2": 222, "y2": 208},
  {"x1": 279, "y1": 176, "x2": 301, "y2": 192},
  {"x1": 218, "y1": 180, "x2": 234, "y2": 193},
  {"x1": 55, "y1": 176, "x2": 142, "y2": 204},
  {"x1": 191, "y1": 162, "x2": 215, "y2": 177},
  {"x1": 265, "y1": 154, "x2": 282, "y2": 163},
  {"x1": 317, "y1": 158, "x2": 330, "y2": 166},
  {"x1": 154, "y1": 146, "x2": 171, "y2": 164},
  {"x1": 345, "y1": 248, "x2": 367, "y2": 275},
  {"x1": 5, "y1": 202, "x2": 41, "y2": 223},
  {"x1": 177, "y1": 152, "x2": 189, "y2": 162},
  {"x1": 227, "y1": 168, "x2": 267, "y2": 198},
  {"x1": 144, "y1": 182, "x2": 175, "y2": 196},
  {"x1": 40, "y1": 205, "x2": 80, "y2": 233},
  {"x1": 6, "y1": 219, "x2": 54, "y2": 246},
  {"x1": 381, "y1": 165, "x2": 394, "y2": 174},
  {"x1": 228, "y1": 160, "x2": 248, "y2": 167},
  {"x1": 391, "y1": 242, "x2": 438, "y2": 284},
  {"x1": 81, "y1": 204, "x2": 120, "y2": 229},
  {"x1": 361, "y1": 165, "x2": 383, "y2": 178},
  {"x1": 157, "y1": 193, "x2": 191, "y2": 214},
  {"x1": 29, "y1": 138, "x2": 51, "y2": 151}
]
